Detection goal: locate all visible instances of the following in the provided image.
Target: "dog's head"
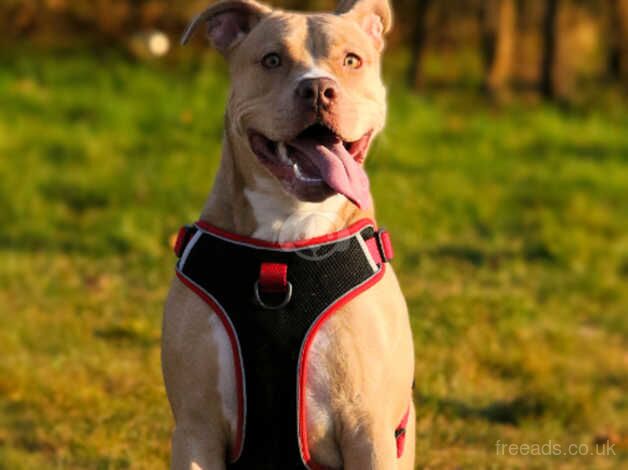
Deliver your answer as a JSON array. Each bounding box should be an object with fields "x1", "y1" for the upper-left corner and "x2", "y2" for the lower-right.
[{"x1": 182, "y1": 0, "x2": 392, "y2": 209}]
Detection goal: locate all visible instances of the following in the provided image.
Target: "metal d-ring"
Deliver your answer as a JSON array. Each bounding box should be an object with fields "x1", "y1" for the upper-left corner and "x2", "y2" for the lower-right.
[{"x1": 253, "y1": 281, "x2": 293, "y2": 310}]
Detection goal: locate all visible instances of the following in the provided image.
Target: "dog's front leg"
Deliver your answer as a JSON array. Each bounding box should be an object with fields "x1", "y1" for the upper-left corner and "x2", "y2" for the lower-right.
[
  {"x1": 163, "y1": 278, "x2": 234, "y2": 470},
  {"x1": 339, "y1": 421, "x2": 398, "y2": 470},
  {"x1": 170, "y1": 422, "x2": 226, "y2": 470},
  {"x1": 338, "y1": 402, "x2": 416, "y2": 470}
]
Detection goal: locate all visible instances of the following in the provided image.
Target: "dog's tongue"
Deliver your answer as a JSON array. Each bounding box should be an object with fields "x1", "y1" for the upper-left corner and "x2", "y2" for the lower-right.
[{"x1": 288, "y1": 135, "x2": 372, "y2": 209}]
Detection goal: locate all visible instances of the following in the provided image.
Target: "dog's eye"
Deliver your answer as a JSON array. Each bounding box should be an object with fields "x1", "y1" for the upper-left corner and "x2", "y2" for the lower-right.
[
  {"x1": 262, "y1": 53, "x2": 282, "y2": 69},
  {"x1": 344, "y1": 53, "x2": 362, "y2": 69}
]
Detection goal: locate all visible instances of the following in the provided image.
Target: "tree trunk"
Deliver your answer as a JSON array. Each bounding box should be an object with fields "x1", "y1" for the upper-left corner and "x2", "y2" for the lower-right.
[
  {"x1": 609, "y1": 0, "x2": 628, "y2": 87},
  {"x1": 540, "y1": 0, "x2": 560, "y2": 99},
  {"x1": 408, "y1": 0, "x2": 433, "y2": 90},
  {"x1": 481, "y1": 0, "x2": 516, "y2": 98}
]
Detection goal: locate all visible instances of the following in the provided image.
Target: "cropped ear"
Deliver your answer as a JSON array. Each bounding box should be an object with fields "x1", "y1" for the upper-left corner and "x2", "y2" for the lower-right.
[
  {"x1": 336, "y1": 0, "x2": 392, "y2": 51},
  {"x1": 181, "y1": 0, "x2": 272, "y2": 54}
]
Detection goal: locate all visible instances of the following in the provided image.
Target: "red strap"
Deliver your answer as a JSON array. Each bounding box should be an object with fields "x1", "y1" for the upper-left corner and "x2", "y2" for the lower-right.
[
  {"x1": 379, "y1": 231, "x2": 394, "y2": 261},
  {"x1": 395, "y1": 406, "x2": 411, "y2": 458},
  {"x1": 365, "y1": 230, "x2": 394, "y2": 265},
  {"x1": 259, "y1": 263, "x2": 288, "y2": 293}
]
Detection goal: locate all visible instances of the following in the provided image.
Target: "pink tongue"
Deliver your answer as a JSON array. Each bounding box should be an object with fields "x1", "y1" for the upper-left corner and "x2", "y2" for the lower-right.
[{"x1": 288, "y1": 135, "x2": 372, "y2": 210}]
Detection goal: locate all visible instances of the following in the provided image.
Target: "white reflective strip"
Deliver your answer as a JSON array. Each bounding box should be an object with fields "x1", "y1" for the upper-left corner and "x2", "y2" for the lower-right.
[
  {"x1": 357, "y1": 233, "x2": 378, "y2": 273},
  {"x1": 178, "y1": 230, "x2": 202, "y2": 270}
]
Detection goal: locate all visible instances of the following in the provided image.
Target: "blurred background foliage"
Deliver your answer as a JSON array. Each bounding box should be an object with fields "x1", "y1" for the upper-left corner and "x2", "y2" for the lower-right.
[
  {"x1": 4, "y1": 0, "x2": 628, "y2": 101},
  {"x1": 1, "y1": 1, "x2": 628, "y2": 469}
]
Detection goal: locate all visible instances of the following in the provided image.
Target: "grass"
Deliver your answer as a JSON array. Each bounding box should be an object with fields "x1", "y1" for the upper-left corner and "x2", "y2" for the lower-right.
[{"x1": 1, "y1": 49, "x2": 627, "y2": 469}]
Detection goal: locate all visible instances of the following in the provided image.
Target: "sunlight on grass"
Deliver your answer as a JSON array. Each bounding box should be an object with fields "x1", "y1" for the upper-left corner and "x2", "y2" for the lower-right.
[{"x1": 0, "y1": 50, "x2": 627, "y2": 469}]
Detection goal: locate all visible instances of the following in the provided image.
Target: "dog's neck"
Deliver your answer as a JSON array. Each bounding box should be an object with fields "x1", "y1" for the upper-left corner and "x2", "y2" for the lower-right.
[{"x1": 199, "y1": 130, "x2": 372, "y2": 243}]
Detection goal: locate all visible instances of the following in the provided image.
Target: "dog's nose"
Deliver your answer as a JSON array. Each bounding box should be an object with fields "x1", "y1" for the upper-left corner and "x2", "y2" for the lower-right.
[{"x1": 296, "y1": 78, "x2": 339, "y2": 109}]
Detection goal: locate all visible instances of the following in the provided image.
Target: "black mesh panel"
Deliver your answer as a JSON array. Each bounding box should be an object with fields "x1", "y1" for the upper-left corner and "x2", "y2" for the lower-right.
[{"x1": 178, "y1": 226, "x2": 381, "y2": 469}]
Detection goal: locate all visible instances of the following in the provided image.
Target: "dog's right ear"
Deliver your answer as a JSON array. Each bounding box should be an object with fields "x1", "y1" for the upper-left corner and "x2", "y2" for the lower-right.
[{"x1": 181, "y1": 0, "x2": 272, "y2": 54}]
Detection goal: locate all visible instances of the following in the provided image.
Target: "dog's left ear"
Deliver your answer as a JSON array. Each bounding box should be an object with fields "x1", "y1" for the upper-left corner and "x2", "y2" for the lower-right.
[
  {"x1": 181, "y1": 0, "x2": 272, "y2": 54},
  {"x1": 336, "y1": 0, "x2": 392, "y2": 51}
]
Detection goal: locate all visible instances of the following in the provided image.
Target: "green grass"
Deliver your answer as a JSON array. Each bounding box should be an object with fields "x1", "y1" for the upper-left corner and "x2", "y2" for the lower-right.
[{"x1": 1, "y1": 49, "x2": 627, "y2": 469}]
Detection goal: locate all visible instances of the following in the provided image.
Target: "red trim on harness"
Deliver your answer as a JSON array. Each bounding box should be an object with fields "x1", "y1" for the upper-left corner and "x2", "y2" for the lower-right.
[
  {"x1": 297, "y1": 265, "x2": 387, "y2": 470},
  {"x1": 174, "y1": 225, "x2": 192, "y2": 258},
  {"x1": 175, "y1": 271, "x2": 246, "y2": 463},
  {"x1": 195, "y1": 218, "x2": 375, "y2": 250},
  {"x1": 259, "y1": 263, "x2": 288, "y2": 293},
  {"x1": 395, "y1": 406, "x2": 411, "y2": 458}
]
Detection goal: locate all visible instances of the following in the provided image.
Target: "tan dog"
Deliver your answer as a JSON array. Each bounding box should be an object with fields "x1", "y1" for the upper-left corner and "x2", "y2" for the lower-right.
[{"x1": 162, "y1": 1, "x2": 415, "y2": 468}]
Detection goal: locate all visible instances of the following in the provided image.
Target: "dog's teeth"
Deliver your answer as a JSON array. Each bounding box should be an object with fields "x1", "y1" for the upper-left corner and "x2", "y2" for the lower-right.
[
  {"x1": 292, "y1": 162, "x2": 322, "y2": 183},
  {"x1": 278, "y1": 143, "x2": 291, "y2": 164}
]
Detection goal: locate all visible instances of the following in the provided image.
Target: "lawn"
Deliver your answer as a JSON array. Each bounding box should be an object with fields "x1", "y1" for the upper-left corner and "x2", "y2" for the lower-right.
[{"x1": 0, "y1": 49, "x2": 627, "y2": 469}]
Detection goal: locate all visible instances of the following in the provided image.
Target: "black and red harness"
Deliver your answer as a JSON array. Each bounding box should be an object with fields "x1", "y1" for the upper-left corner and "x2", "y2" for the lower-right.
[{"x1": 174, "y1": 219, "x2": 409, "y2": 469}]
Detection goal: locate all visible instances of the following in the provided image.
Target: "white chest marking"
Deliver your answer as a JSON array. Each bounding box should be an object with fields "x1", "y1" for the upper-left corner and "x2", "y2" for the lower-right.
[{"x1": 244, "y1": 175, "x2": 347, "y2": 242}]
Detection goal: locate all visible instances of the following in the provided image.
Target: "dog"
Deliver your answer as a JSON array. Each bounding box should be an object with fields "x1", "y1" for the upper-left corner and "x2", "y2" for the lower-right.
[{"x1": 162, "y1": 1, "x2": 415, "y2": 468}]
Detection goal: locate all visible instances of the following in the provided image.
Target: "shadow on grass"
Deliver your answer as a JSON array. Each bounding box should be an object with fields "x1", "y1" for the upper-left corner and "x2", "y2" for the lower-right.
[
  {"x1": 0, "y1": 232, "x2": 133, "y2": 257},
  {"x1": 94, "y1": 325, "x2": 158, "y2": 348},
  {"x1": 40, "y1": 180, "x2": 111, "y2": 213},
  {"x1": 419, "y1": 393, "x2": 553, "y2": 426},
  {"x1": 403, "y1": 241, "x2": 558, "y2": 270},
  {"x1": 521, "y1": 140, "x2": 628, "y2": 162}
]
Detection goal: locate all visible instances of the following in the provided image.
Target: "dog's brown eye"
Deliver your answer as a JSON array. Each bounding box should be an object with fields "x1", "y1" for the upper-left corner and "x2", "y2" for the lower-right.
[
  {"x1": 262, "y1": 53, "x2": 282, "y2": 69},
  {"x1": 344, "y1": 53, "x2": 362, "y2": 69}
]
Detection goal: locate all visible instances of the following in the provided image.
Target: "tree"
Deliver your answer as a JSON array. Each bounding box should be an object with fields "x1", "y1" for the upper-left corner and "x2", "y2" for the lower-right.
[
  {"x1": 481, "y1": 0, "x2": 516, "y2": 98},
  {"x1": 609, "y1": 0, "x2": 628, "y2": 88},
  {"x1": 408, "y1": 0, "x2": 433, "y2": 90},
  {"x1": 540, "y1": 0, "x2": 561, "y2": 99}
]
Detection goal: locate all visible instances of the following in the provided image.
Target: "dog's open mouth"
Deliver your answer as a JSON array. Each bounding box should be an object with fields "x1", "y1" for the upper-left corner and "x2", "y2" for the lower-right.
[{"x1": 249, "y1": 124, "x2": 373, "y2": 209}]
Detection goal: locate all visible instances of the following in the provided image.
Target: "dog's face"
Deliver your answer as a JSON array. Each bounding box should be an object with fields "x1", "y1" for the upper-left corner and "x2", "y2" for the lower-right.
[{"x1": 183, "y1": 0, "x2": 392, "y2": 209}]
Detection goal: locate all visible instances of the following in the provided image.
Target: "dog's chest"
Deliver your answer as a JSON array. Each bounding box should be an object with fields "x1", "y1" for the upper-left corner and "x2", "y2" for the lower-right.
[
  {"x1": 244, "y1": 176, "x2": 349, "y2": 242},
  {"x1": 174, "y1": 219, "x2": 389, "y2": 467}
]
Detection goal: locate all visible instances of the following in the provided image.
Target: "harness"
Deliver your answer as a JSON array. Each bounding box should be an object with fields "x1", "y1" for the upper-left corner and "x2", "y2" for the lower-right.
[{"x1": 173, "y1": 219, "x2": 408, "y2": 469}]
